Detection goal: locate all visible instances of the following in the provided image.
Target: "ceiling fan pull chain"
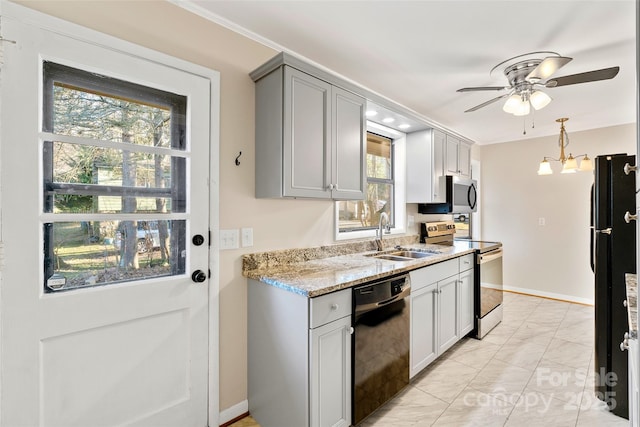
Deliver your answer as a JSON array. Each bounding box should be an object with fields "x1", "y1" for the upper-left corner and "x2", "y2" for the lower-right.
[
  {"x1": 531, "y1": 109, "x2": 536, "y2": 129},
  {"x1": 522, "y1": 117, "x2": 527, "y2": 135}
]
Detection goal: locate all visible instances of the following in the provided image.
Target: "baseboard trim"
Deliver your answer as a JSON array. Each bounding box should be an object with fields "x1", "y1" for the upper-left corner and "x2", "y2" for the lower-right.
[
  {"x1": 219, "y1": 400, "x2": 249, "y2": 426},
  {"x1": 503, "y1": 285, "x2": 594, "y2": 306}
]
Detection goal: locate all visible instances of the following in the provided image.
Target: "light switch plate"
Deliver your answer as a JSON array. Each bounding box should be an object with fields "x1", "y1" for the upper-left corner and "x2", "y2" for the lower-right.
[
  {"x1": 241, "y1": 227, "x2": 254, "y2": 247},
  {"x1": 220, "y1": 229, "x2": 239, "y2": 250}
]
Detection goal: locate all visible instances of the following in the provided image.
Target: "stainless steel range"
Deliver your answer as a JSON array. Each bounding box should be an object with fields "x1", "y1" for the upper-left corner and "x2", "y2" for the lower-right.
[
  {"x1": 461, "y1": 240, "x2": 503, "y2": 339},
  {"x1": 421, "y1": 221, "x2": 504, "y2": 339}
]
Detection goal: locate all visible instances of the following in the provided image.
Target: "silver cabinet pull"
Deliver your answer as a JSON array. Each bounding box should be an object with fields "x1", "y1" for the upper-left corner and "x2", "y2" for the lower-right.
[
  {"x1": 624, "y1": 211, "x2": 637, "y2": 223},
  {"x1": 624, "y1": 163, "x2": 637, "y2": 175}
]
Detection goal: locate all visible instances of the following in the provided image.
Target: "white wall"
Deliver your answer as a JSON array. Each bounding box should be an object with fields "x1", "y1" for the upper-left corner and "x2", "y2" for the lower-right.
[{"x1": 481, "y1": 123, "x2": 636, "y2": 303}]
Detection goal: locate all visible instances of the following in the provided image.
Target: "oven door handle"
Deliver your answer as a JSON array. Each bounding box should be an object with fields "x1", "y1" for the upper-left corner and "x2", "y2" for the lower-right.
[{"x1": 478, "y1": 249, "x2": 503, "y2": 264}]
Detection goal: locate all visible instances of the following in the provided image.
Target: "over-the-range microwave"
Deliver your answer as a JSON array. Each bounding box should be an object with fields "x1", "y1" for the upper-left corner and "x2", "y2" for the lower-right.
[{"x1": 418, "y1": 175, "x2": 478, "y2": 214}]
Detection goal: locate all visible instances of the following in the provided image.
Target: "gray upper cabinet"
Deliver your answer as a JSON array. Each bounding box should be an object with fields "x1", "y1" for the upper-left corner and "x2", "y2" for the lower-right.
[
  {"x1": 445, "y1": 135, "x2": 472, "y2": 178},
  {"x1": 252, "y1": 56, "x2": 365, "y2": 200},
  {"x1": 406, "y1": 128, "x2": 446, "y2": 203}
]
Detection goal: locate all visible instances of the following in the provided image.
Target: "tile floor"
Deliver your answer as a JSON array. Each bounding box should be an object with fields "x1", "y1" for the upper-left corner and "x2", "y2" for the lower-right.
[{"x1": 231, "y1": 292, "x2": 630, "y2": 427}]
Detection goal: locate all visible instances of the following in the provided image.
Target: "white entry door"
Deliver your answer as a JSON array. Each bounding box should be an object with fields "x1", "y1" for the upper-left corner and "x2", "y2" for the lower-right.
[{"x1": 0, "y1": 8, "x2": 215, "y2": 427}]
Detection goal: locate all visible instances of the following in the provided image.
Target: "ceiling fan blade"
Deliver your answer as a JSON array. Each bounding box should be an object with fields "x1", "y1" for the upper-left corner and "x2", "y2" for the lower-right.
[
  {"x1": 526, "y1": 56, "x2": 572, "y2": 81},
  {"x1": 464, "y1": 94, "x2": 510, "y2": 113},
  {"x1": 457, "y1": 86, "x2": 508, "y2": 92},
  {"x1": 545, "y1": 66, "x2": 620, "y2": 88}
]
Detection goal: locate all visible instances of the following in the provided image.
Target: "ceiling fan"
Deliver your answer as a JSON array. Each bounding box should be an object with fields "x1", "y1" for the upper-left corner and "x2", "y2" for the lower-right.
[{"x1": 457, "y1": 51, "x2": 619, "y2": 115}]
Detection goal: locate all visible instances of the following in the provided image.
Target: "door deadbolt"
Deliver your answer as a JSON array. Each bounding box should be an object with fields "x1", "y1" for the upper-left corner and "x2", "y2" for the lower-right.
[
  {"x1": 192, "y1": 234, "x2": 205, "y2": 246},
  {"x1": 191, "y1": 270, "x2": 207, "y2": 283}
]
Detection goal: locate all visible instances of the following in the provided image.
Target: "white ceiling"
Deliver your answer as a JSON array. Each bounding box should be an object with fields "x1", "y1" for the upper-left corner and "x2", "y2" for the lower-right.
[{"x1": 177, "y1": 0, "x2": 636, "y2": 145}]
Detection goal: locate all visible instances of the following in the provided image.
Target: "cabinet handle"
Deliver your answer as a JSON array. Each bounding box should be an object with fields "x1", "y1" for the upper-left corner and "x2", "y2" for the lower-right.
[
  {"x1": 327, "y1": 184, "x2": 334, "y2": 190},
  {"x1": 624, "y1": 299, "x2": 628, "y2": 307},
  {"x1": 349, "y1": 327, "x2": 354, "y2": 335},
  {"x1": 330, "y1": 303, "x2": 339, "y2": 310},
  {"x1": 625, "y1": 211, "x2": 637, "y2": 223}
]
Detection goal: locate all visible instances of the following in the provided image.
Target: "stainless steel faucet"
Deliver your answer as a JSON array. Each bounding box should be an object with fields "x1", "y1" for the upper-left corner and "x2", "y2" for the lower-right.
[{"x1": 375, "y1": 212, "x2": 390, "y2": 251}]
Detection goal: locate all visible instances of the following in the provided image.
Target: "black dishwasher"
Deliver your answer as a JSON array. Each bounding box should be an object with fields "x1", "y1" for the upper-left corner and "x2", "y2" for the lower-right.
[{"x1": 352, "y1": 273, "x2": 411, "y2": 425}]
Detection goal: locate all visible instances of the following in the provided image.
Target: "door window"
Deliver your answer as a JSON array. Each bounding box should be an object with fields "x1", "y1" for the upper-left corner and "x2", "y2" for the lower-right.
[{"x1": 42, "y1": 62, "x2": 189, "y2": 292}]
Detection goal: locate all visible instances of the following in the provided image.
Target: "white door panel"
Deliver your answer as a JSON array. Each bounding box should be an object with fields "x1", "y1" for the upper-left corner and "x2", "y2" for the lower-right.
[{"x1": 1, "y1": 9, "x2": 213, "y2": 427}]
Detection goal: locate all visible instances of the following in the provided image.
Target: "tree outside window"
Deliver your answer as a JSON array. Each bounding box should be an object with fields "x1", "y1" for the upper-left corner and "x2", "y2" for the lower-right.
[{"x1": 337, "y1": 132, "x2": 394, "y2": 232}]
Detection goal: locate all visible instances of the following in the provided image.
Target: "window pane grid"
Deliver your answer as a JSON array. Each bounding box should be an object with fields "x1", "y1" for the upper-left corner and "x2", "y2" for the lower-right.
[
  {"x1": 40, "y1": 132, "x2": 189, "y2": 157},
  {"x1": 338, "y1": 131, "x2": 395, "y2": 233},
  {"x1": 42, "y1": 61, "x2": 188, "y2": 292}
]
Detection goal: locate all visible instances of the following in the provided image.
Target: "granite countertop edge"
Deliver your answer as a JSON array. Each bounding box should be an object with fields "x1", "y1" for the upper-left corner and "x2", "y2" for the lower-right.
[{"x1": 244, "y1": 242, "x2": 476, "y2": 298}]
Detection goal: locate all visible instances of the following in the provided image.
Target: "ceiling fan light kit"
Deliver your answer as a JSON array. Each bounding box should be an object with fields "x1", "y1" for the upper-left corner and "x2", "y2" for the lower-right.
[
  {"x1": 458, "y1": 51, "x2": 620, "y2": 121},
  {"x1": 537, "y1": 117, "x2": 593, "y2": 175}
]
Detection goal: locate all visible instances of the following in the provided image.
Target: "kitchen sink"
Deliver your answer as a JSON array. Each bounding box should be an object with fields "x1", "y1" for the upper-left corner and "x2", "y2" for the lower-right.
[
  {"x1": 389, "y1": 250, "x2": 432, "y2": 259},
  {"x1": 369, "y1": 250, "x2": 434, "y2": 261},
  {"x1": 373, "y1": 254, "x2": 415, "y2": 261}
]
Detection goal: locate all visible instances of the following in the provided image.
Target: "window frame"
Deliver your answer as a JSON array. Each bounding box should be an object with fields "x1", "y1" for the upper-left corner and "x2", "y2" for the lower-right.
[{"x1": 335, "y1": 121, "x2": 406, "y2": 241}]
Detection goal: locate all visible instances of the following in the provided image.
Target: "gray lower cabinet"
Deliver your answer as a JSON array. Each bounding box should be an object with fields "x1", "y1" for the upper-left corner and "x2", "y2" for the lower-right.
[
  {"x1": 410, "y1": 282, "x2": 439, "y2": 374},
  {"x1": 253, "y1": 64, "x2": 365, "y2": 200},
  {"x1": 248, "y1": 279, "x2": 352, "y2": 427},
  {"x1": 409, "y1": 255, "x2": 475, "y2": 378},
  {"x1": 438, "y1": 275, "x2": 459, "y2": 354},
  {"x1": 310, "y1": 316, "x2": 352, "y2": 427}
]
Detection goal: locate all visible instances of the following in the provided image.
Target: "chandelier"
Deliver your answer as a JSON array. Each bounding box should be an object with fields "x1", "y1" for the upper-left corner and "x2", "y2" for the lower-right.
[{"x1": 537, "y1": 118, "x2": 593, "y2": 175}]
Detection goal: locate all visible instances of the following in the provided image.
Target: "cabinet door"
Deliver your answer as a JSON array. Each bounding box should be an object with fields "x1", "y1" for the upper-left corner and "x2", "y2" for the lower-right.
[
  {"x1": 283, "y1": 67, "x2": 332, "y2": 198},
  {"x1": 445, "y1": 134, "x2": 460, "y2": 176},
  {"x1": 458, "y1": 142, "x2": 471, "y2": 178},
  {"x1": 410, "y1": 283, "x2": 438, "y2": 378},
  {"x1": 310, "y1": 316, "x2": 352, "y2": 427},
  {"x1": 438, "y1": 276, "x2": 459, "y2": 354},
  {"x1": 458, "y1": 269, "x2": 474, "y2": 336},
  {"x1": 331, "y1": 87, "x2": 365, "y2": 200},
  {"x1": 433, "y1": 130, "x2": 446, "y2": 202}
]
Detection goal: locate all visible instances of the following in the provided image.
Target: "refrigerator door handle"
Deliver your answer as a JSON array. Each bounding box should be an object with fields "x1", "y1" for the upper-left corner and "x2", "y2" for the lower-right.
[
  {"x1": 590, "y1": 185, "x2": 594, "y2": 273},
  {"x1": 590, "y1": 226, "x2": 595, "y2": 273},
  {"x1": 595, "y1": 228, "x2": 613, "y2": 235}
]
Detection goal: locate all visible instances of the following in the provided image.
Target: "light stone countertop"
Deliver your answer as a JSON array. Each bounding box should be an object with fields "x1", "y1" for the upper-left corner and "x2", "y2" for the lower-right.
[
  {"x1": 243, "y1": 240, "x2": 475, "y2": 298},
  {"x1": 626, "y1": 273, "x2": 637, "y2": 335}
]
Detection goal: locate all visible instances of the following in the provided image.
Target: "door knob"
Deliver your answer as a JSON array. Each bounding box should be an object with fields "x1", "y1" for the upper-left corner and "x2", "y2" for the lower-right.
[{"x1": 191, "y1": 270, "x2": 207, "y2": 283}]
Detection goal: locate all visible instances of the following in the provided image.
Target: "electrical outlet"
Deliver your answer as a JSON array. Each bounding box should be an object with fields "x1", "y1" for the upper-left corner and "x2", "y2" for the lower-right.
[
  {"x1": 538, "y1": 217, "x2": 546, "y2": 226},
  {"x1": 220, "y1": 229, "x2": 239, "y2": 250},
  {"x1": 241, "y1": 227, "x2": 254, "y2": 247}
]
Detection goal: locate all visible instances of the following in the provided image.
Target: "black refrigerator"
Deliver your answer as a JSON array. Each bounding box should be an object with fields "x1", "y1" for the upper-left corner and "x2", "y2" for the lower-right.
[{"x1": 592, "y1": 153, "x2": 636, "y2": 419}]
